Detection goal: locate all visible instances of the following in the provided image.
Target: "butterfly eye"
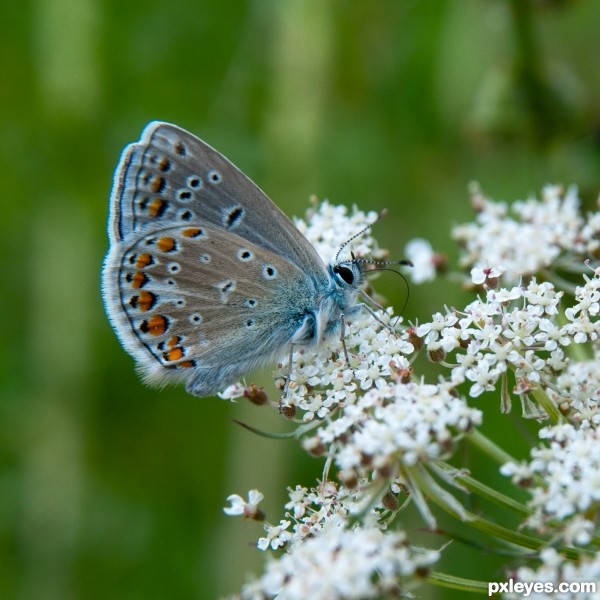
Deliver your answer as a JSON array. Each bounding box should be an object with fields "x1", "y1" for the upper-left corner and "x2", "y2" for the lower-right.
[{"x1": 335, "y1": 265, "x2": 354, "y2": 285}]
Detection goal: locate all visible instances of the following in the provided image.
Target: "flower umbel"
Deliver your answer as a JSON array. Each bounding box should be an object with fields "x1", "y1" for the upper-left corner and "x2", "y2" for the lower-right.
[{"x1": 225, "y1": 190, "x2": 600, "y2": 599}]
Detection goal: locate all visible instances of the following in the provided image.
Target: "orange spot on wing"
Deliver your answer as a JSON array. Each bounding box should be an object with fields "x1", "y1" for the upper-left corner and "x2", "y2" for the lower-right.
[
  {"x1": 182, "y1": 228, "x2": 202, "y2": 238},
  {"x1": 148, "y1": 198, "x2": 168, "y2": 217},
  {"x1": 177, "y1": 360, "x2": 195, "y2": 369},
  {"x1": 164, "y1": 347, "x2": 184, "y2": 361},
  {"x1": 157, "y1": 237, "x2": 177, "y2": 252},
  {"x1": 129, "y1": 272, "x2": 149, "y2": 289},
  {"x1": 167, "y1": 335, "x2": 181, "y2": 348},
  {"x1": 150, "y1": 176, "x2": 166, "y2": 193},
  {"x1": 140, "y1": 314, "x2": 169, "y2": 336},
  {"x1": 158, "y1": 157, "x2": 172, "y2": 172},
  {"x1": 137, "y1": 291, "x2": 157, "y2": 312},
  {"x1": 135, "y1": 253, "x2": 154, "y2": 268}
]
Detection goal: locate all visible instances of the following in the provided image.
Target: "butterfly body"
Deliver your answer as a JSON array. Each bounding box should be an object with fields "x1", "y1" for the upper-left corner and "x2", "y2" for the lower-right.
[{"x1": 102, "y1": 122, "x2": 364, "y2": 397}]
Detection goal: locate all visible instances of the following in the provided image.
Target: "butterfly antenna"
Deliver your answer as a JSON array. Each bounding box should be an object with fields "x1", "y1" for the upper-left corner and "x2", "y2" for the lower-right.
[
  {"x1": 334, "y1": 209, "x2": 387, "y2": 263},
  {"x1": 359, "y1": 258, "x2": 413, "y2": 326},
  {"x1": 367, "y1": 265, "x2": 412, "y2": 318}
]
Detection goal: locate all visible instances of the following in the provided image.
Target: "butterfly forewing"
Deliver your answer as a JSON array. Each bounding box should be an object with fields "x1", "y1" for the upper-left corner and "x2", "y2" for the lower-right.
[{"x1": 109, "y1": 122, "x2": 326, "y2": 281}]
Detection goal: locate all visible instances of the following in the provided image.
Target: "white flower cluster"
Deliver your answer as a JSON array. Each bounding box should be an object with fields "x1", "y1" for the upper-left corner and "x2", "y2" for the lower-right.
[
  {"x1": 275, "y1": 307, "x2": 414, "y2": 421},
  {"x1": 239, "y1": 522, "x2": 439, "y2": 600},
  {"x1": 505, "y1": 548, "x2": 600, "y2": 600},
  {"x1": 563, "y1": 269, "x2": 600, "y2": 344},
  {"x1": 293, "y1": 199, "x2": 382, "y2": 263},
  {"x1": 302, "y1": 378, "x2": 481, "y2": 485},
  {"x1": 226, "y1": 484, "x2": 439, "y2": 600},
  {"x1": 224, "y1": 192, "x2": 600, "y2": 599},
  {"x1": 416, "y1": 269, "x2": 571, "y2": 405},
  {"x1": 254, "y1": 482, "x2": 349, "y2": 552},
  {"x1": 452, "y1": 184, "x2": 593, "y2": 283},
  {"x1": 547, "y1": 359, "x2": 600, "y2": 427},
  {"x1": 501, "y1": 423, "x2": 600, "y2": 544}
]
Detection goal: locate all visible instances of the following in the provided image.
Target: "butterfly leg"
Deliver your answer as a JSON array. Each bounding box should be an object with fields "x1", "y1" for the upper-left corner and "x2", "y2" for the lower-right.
[
  {"x1": 339, "y1": 313, "x2": 351, "y2": 366},
  {"x1": 356, "y1": 301, "x2": 396, "y2": 333},
  {"x1": 282, "y1": 343, "x2": 295, "y2": 399},
  {"x1": 359, "y1": 289, "x2": 402, "y2": 330}
]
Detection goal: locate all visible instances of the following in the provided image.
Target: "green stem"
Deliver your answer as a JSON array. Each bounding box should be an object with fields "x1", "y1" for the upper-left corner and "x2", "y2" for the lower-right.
[
  {"x1": 567, "y1": 340, "x2": 593, "y2": 363},
  {"x1": 427, "y1": 571, "x2": 489, "y2": 594},
  {"x1": 467, "y1": 514, "x2": 581, "y2": 561},
  {"x1": 530, "y1": 386, "x2": 562, "y2": 425},
  {"x1": 466, "y1": 429, "x2": 518, "y2": 466},
  {"x1": 422, "y1": 476, "x2": 582, "y2": 560},
  {"x1": 435, "y1": 461, "x2": 531, "y2": 517},
  {"x1": 421, "y1": 463, "x2": 585, "y2": 561},
  {"x1": 541, "y1": 269, "x2": 579, "y2": 295},
  {"x1": 412, "y1": 464, "x2": 540, "y2": 552}
]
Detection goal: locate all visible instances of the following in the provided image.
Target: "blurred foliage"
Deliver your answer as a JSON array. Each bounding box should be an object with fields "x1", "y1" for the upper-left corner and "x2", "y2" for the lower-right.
[{"x1": 1, "y1": 0, "x2": 600, "y2": 598}]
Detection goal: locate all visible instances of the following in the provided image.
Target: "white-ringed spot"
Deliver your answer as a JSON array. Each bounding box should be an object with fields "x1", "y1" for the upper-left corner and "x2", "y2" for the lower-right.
[
  {"x1": 189, "y1": 313, "x2": 203, "y2": 325},
  {"x1": 187, "y1": 175, "x2": 202, "y2": 189},
  {"x1": 262, "y1": 264, "x2": 277, "y2": 280},
  {"x1": 237, "y1": 248, "x2": 254, "y2": 261},
  {"x1": 207, "y1": 168, "x2": 222, "y2": 184}
]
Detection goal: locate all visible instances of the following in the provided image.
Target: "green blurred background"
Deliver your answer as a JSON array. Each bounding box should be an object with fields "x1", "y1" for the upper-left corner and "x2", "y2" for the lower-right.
[{"x1": 2, "y1": 1, "x2": 600, "y2": 598}]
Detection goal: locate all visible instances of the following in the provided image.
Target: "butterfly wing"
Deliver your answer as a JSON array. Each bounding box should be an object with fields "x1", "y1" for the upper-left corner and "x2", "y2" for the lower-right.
[
  {"x1": 103, "y1": 122, "x2": 336, "y2": 396},
  {"x1": 108, "y1": 121, "x2": 327, "y2": 282},
  {"x1": 103, "y1": 221, "x2": 323, "y2": 396}
]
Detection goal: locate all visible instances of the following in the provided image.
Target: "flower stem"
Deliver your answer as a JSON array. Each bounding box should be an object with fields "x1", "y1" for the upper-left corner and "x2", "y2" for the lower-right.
[
  {"x1": 435, "y1": 461, "x2": 531, "y2": 517},
  {"x1": 466, "y1": 429, "x2": 519, "y2": 466},
  {"x1": 530, "y1": 385, "x2": 561, "y2": 424},
  {"x1": 427, "y1": 571, "x2": 489, "y2": 594}
]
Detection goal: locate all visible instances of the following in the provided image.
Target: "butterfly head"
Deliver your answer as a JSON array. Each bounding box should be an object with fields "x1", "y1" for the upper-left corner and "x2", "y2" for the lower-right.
[{"x1": 330, "y1": 253, "x2": 366, "y2": 291}]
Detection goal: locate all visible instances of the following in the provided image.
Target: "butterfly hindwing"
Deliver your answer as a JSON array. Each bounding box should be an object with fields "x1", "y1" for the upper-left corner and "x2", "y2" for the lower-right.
[{"x1": 104, "y1": 222, "x2": 319, "y2": 395}]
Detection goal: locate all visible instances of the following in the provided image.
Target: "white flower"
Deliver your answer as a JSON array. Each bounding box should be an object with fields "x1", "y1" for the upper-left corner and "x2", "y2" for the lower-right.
[
  {"x1": 465, "y1": 358, "x2": 501, "y2": 397},
  {"x1": 404, "y1": 238, "x2": 437, "y2": 283},
  {"x1": 504, "y1": 424, "x2": 600, "y2": 536},
  {"x1": 224, "y1": 489, "x2": 265, "y2": 518},
  {"x1": 562, "y1": 516, "x2": 595, "y2": 547},
  {"x1": 308, "y1": 381, "x2": 481, "y2": 478},
  {"x1": 257, "y1": 520, "x2": 292, "y2": 551},
  {"x1": 218, "y1": 382, "x2": 245, "y2": 400},
  {"x1": 471, "y1": 265, "x2": 504, "y2": 285},
  {"x1": 242, "y1": 524, "x2": 439, "y2": 600},
  {"x1": 546, "y1": 359, "x2": 600, "y2": 427},
  {"x1": 453, "y1": 185, "x2": 584, "y2": 283},
  {"x1": 294, "y1": 201, "x2": 380, "y2": 264}
]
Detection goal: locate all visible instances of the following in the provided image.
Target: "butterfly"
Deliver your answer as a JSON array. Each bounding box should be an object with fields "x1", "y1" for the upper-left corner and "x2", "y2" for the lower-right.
[{"x1": 102, "y1": 122, "x2": 382, "y2": 398}]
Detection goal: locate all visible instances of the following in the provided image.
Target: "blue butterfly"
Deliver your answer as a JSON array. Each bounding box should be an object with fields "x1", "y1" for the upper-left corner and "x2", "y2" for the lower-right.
[{"x1": 102, "y1": 122, "x2": 385, "y2": 397}]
